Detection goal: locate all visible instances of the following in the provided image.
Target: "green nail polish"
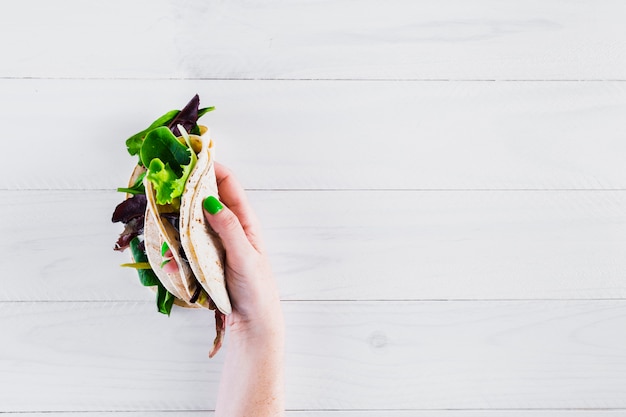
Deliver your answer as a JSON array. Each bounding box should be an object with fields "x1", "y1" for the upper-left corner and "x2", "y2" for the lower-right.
[
  {"x1": 161, "y1": 241, "x2": 169, "y2": 256},
  {"x1": 203, "y1": 196, "x2": 224, "y2": 215},
  {"x1": 160, "y1": 259, "x2": 171, "y2": 268}
]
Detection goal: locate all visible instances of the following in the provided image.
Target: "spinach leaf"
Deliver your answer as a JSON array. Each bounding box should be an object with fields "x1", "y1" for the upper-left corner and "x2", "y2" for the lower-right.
[
  {"x1": 124, "y1": 97, "x2": 213, "y2": 157},
  {"x1": 117, "y1": 171, "x2": 146, "y2": 195},
  {"x1": 141, "y1": 126, "x2": 196, "y2": 205},
  {"x1": 198, "y1": 106, "x2": 215, "y2": 118},
  {"x1": 129, "y1": 237, "x2": 159, "y2": 287},
  {"x1": 125, "y1": 110, "x2": 180, "y2": 156},
  {"x1": 149, "y1": 110, "x2": 181, "y2": 130},
  {"x1": 157, "y1": 284, "x2": 176, "y2": 316},
  {"x1": 129, "y1": 237, "x2": 176, "y2": 315},
  {"x1": 140, "y1": 127, "x2": 191, "y2": 176}
]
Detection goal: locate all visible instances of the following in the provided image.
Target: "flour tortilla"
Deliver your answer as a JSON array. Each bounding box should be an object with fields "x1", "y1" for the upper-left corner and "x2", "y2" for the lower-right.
[
  {"x1": 125, "y1": 166, "x2": 197, "y2": 308},
  {"x1": 125, "y1": 130, "x2": 230, "y2": 315},
  {"x1": 121, "y1": 121, "x2": 227, "y2": 355},
  {"x1": 138, "y1": 130, "x2": 229, "y2": 314},
  {"x1": 179, "y1": 133, "x2": 232, "y2": 315},
  {"x1": 143, "y1": 179, "x2": 216, "y2": 310},
  {"x1": 143, "y1": 179, "x2": 199, "y2": 299},
  {"x1": 144, "y1": 205, "x2": 198, "y2": 306}
]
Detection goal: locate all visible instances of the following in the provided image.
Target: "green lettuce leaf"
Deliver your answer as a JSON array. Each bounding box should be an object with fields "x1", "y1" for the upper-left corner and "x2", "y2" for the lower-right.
[
  {"x1": 142, "y1": 126, "x2": 196, "y2": 205},
  {"x1": 146, "y1": 158, "x2": 194, "y2": 205}
]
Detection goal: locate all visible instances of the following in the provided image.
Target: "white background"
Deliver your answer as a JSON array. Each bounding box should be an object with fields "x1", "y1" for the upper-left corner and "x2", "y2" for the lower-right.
[{"x1": 1, "y1": 1, "x2": 626, "y2": 415}]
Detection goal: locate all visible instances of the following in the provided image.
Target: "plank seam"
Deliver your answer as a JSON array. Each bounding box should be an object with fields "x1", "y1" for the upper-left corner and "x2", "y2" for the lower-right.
[
  {"x1": 1, "y1": 77, "x2": 626, "y2": 82},
  {"x1": 4, "y1": 188, "x2": 626, "y2": 192},
  {"x1": 1, "y1": 299, "x2": 626, "y2": 303},
  {"x1": 3, "y1": 407, "x2": 626, "y2": 413}
]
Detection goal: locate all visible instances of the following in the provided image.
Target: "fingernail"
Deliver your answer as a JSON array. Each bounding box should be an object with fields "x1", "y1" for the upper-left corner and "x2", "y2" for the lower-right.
[
  {"x1": 203, "y1": 195, "x2": 224, "y2": 215},
  {"x1": 161, "y1": 241, "x2": 169, "y2": 257},
  {"x1": 160, "y1": 259, "x2": 171, "y2": 268}
]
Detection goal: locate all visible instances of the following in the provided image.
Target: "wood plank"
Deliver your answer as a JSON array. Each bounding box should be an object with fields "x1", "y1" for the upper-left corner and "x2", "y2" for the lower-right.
[
  {"x1": 3, "y1": 80, "x2": 626, "y2": 190},
  {"x1": 1, "y1": 0, "x2": 625, "y2": 80},
  {"x1": 2, "y1": 190, "x2": 625, "y2": 302},
  {"x1": 1, "y1": 300, "x2": 625, "y2": 411},
  {"x1": 10, "y1": 412, "x2": 626, "y2": 417}
]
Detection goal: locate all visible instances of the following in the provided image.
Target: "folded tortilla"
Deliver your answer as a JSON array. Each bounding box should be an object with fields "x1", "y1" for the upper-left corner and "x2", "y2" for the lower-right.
[
  {"x1": 140, "y1": 127, "x2": 229, "y2": 356},
  {"x1": 139, "y1": 128, "x2": 231, "y2": 315},
  {"x1": 117, "y1": 99, "x2": 228, "y2": 356},
  {"x1": 179, "y1": 133, "x2": 232, "y2": 315}
]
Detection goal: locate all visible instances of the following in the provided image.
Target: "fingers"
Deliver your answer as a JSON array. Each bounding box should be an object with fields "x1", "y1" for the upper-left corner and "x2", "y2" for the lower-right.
[
  {"x1": 162, "y1": 164, "x2": 263, "y2": 275},
  {"x1": 202, "y1": 195, "x2": 256, "y2": 261},
  {"x1": 214, "y1": 162, "x2": 265, "y2": 252}
]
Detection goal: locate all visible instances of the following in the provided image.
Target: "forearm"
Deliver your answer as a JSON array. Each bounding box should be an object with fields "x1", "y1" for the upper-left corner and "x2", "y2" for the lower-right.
[{"x1": 214, "y1": 318, "x2": 285, "y2": 417}]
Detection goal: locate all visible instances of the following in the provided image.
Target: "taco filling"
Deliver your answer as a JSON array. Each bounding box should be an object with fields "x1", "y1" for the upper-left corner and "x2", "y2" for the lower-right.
[{"x1": 111, "y1": 95, "x2": 228, "y2": 357}]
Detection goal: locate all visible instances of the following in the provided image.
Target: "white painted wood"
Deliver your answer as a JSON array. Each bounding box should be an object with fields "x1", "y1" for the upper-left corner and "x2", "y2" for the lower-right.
[
  {"x1": 3, "y1": 1, "x2": 625, "y2": 414},
  {"x1": 1, "y1": 300, "x2": 625, "y2": 411},
  {"x1": 3, "y1": 80, "x2": 626, "y2": 190},
  {"x1": 11, "y1": 412, "x2": 626, "y2": 417},
  {"x1": 2, "y1": 190, "x2": 625, "y2": 301},
  {"x1": 1, "y1": 0, "x2": 625, "y2": 80}
]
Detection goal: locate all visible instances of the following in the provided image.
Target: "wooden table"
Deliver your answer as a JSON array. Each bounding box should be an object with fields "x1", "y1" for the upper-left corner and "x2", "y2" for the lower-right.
[{"x1": 1, "y1": 1, "x2": 626, "y2": 415}]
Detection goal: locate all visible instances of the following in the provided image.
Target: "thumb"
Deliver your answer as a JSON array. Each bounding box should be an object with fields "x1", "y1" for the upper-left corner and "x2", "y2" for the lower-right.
[{"x1": 202, "y1": 195, "x2": 254, "y2": 256}]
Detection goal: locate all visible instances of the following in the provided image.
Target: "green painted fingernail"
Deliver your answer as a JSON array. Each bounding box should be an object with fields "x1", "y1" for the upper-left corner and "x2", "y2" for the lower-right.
[
  {"x1": 161, "y1": 241, "x2": 169, "y2": 256},
  {"x1": 203, "y1": 196, "x2": 223, "y2": 215},
  {"x1": 160, "y1": 259, "x2": 171, "y2": 268}
]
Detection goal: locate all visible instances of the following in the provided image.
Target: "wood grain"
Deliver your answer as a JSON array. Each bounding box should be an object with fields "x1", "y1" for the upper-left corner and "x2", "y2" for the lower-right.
[
  {"x1": 2, "y1": 190, "x2": 625, "y2": 302},
  {"x1": 1, "y1": 300, "x2": 625, "y2": 411},
  {"x1": 3, "y1": 1, "x2": 624, "y2": 414},
  {"x1": 3, "y1": 80, "x2": 626, "y2": 190},
  {"x1": 10, "y1": 412, "x2": 626, "y2": 417},
  {"x1": 1, "y1": 0, "x2": 625, "y2": 80}
]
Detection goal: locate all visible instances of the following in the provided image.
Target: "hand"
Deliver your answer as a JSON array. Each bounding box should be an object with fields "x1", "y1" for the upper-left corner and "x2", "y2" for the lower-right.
[
  {"x1": 201, "y1": 162, "x2": 283, "y2": 337},
  {"x1": 165, "y1": 162, "x2": 284, "y2": 416},
  {"x1": 163, "y1": 162, "x2": 283, "y2": 337}
]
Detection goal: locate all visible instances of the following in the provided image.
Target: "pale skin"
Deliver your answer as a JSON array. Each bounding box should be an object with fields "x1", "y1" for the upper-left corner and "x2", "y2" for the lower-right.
[{"x1": 164, "y1": 162, "x2": 285, "y2": 417}]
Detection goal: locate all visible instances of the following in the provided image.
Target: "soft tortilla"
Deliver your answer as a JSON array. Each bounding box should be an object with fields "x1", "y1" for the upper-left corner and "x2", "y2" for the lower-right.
[
  {"x1": 125, "y1": 165, "x2": 197, "y2": 308},
  {"x1": 143, "y1": 178, "x2": 217, "y2": 306},
  {"x1": 179, "y1": 134, "x2": 232, "y2": 315},
  {"x1": 144, "y1": 206, "x2": 199, "y2": 306}
]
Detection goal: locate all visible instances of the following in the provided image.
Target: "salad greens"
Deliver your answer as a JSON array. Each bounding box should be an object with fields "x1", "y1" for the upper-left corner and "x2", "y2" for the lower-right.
[
  {"x1": 113, "y1": 94, "x2": 213, "y2": 315},
  {"x1": 156, "y1": 284, "x2": 176, "y2": 316},
  {"x1": 146, "y1": 158, "x2": 195, "y2": 206},
  {"x1": 125, "y1": 95, "x2": 214, "y2": 159},
  {"x1": 117, "y1": 172, "x2": 146, "y2": 195},
  {"x1": 120, "y1": 262, "x2": 152, "y2": 270},
  {"x1": 129, "y1": 237, "x2": 174, "y2": 315},
  {"x1": 140, "y1": 127, "x2": 196, "y2": 205},
  {"x1": 140, "y1": 127, "x2": 191, "y2": 174},
  {"x1": 126, "y1": 110, "x2": 180, "y2": 157}
]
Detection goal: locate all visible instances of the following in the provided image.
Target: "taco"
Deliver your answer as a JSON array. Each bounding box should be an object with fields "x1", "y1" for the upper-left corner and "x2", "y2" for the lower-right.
[{"x1": 111, "y1": 95, "x2": 229, "y2": 357}]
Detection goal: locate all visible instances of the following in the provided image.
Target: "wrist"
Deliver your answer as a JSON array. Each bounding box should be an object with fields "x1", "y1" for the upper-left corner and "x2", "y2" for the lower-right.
[{"x1": 228, "y1": 303, "x2": 285, "y2": 345}]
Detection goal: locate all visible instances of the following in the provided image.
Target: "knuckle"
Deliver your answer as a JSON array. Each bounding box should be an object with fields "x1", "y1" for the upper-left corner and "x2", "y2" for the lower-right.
[{"x1": 221, "y1": 211, "x2": 241, "y2": 233}]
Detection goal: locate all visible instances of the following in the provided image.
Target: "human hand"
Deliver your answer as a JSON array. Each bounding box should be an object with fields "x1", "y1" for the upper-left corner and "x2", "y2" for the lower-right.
[
  {"x1": 201, "y1": 162, "x2": 283, "y2": 337},
  {"x1": 163, "y1": 162, "x2": 283, "y2": 338},
  {"x1": 165, "y1": 162, "x2": 285, "y2": 416}
]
